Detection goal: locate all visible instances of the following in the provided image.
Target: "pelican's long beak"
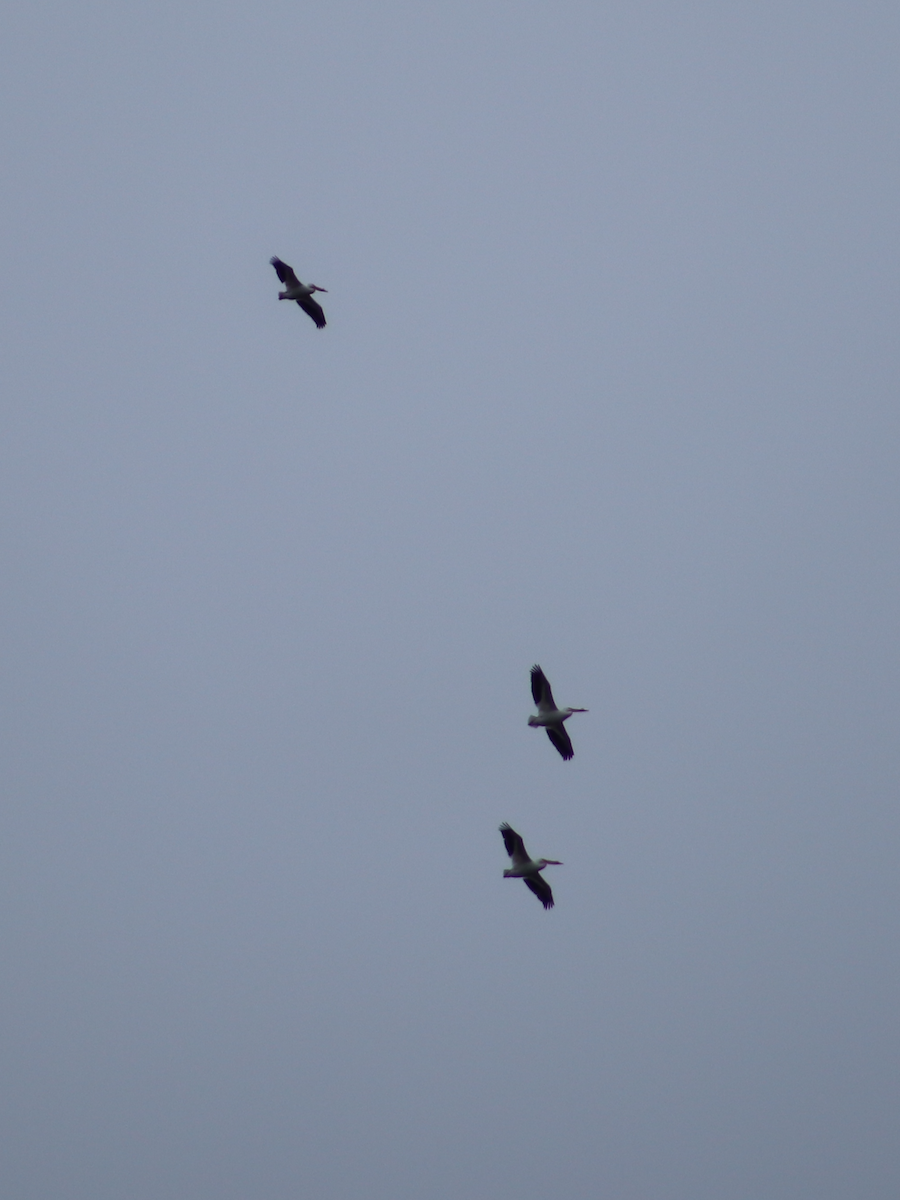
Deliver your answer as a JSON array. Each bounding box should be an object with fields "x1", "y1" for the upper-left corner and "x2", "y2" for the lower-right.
[
  {"x1": 545, "y1": 860, "x2": 563, "y2": 866},
  {"x1": 312, "y1": 285, "x2": 328, "y2": 293}
]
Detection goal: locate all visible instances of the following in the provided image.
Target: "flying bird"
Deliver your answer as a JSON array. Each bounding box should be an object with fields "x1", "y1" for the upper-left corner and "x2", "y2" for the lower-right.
[
  {"x1": 270, "y1": 257, "x2": 328, "y2": 328},
  {"x1": 500, "y1": 823, "x2": 562, "y2": 909},
  {"x1": 528, "y1": 664, "x2": 588, "y2": 760}
]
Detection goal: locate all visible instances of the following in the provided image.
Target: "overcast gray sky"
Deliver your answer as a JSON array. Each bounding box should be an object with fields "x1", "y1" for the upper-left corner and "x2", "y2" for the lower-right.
[{"x1": 2, "y1": 3, "x2": 899, "y2": 1198}]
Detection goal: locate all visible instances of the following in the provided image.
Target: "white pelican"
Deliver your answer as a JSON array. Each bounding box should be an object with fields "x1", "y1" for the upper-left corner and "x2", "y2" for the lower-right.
[
  {"x1": 270, "y1": 257, "x2": 328, "y2": 328},
  {"x1": 528, "y1": 665, "x2": 587, "y2": 761},
  {"x1": 500, "y1": 823, "x2": 562, "y2": 909}
]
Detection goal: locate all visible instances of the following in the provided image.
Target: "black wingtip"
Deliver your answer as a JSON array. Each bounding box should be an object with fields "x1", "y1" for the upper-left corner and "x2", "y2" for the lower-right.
[
  {"x1": 530, "y1": 664, "x2": 546, "y2": 705},
  {"x1": 546, "y1": 727, "x2": 574, "y2": 760},
  {"x1": 525, "y1": 877, "x2": 555, "y2": 909}
]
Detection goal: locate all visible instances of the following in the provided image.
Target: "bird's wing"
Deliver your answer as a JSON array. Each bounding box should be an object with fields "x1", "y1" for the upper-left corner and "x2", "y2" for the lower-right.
[
  {"x1": 524, "y1": 875, "x2": 555, "y2": 909},
  {"x1": 270, "y1": 256, "x2": 301, "y2": 287},
  {"x1": 296, "y1": 293, "x2": 327, "y2": 328},
  {"x1": 531, "y1": 664, "x2": 556, "y2": 711},
  {"x1": 500, "y1": 823, "x2": 529, "y2": 865},
  {"x1": 546, "y1": 725, "x2": 574, "y2": 761}
]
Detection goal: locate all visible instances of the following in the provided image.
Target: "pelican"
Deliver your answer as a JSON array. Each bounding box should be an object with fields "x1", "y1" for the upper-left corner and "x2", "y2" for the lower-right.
[
  {"x1": 528, "y1": 664, "x2": 587, "y2": 760},
  {"x1": 270, "y1": 257, "x2": 327, "y2": 328},
  {"x1": 500, "y1": 823, "x2": 562, "y2": 909}
]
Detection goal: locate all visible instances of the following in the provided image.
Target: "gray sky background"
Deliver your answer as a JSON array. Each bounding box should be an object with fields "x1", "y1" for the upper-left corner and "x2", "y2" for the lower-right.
[{"x1": 2, "y1": 3, "x2": 899, "y2": 1198}]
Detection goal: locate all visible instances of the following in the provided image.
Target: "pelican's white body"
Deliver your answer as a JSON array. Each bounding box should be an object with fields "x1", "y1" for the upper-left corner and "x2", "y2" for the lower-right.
[
  {"x1": 278, "y1": 281, "x2": 318, "y2": 301},
  {"x1": 503, "y1": 859, "x2": 556, "y2": 879},
  {"x1": 528, "y1": 707, "x2": 579, "y2": 728}
]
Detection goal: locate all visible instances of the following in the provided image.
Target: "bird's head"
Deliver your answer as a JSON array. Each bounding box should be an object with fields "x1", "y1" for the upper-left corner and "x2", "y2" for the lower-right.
[
  {"x1": 309, "y1": 284, "x2": 328, "y2": 293},
  {"x1": 565, "y1": 707, "x2": 588, "y2": 715},
  {"x1": 538, "y1": 859, "x2": 563, "y2": 868}
]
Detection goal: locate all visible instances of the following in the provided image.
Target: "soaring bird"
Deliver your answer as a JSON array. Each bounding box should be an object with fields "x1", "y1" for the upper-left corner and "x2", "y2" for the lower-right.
[
  {"x1": 270, "y1": 256, "x2": 328, "y2": 328},
  {"x1": 528, "y1": 664, "x2": 588, "y2": 760},
  {"x1": 500, "y1": 823, "x2": 562, "y2": 909}
]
